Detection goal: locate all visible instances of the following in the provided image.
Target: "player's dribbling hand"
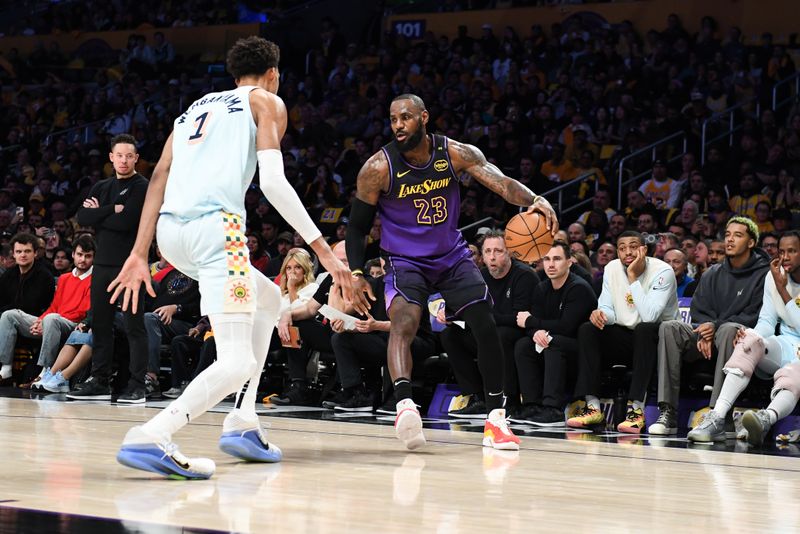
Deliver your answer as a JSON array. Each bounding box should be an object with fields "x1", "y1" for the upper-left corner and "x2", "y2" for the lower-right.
[
  {"x1": 107, "y1": 254, "x2": 155, "y2": 314},
  {"x1": 526, "y1": 196, "x2": 559, "y2": 236},
  {"x1": 589, "y1": 309, "x2": 607, "y2": 330}
]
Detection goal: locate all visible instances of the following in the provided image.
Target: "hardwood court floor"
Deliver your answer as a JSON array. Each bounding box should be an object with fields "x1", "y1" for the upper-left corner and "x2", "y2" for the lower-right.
[{"x1": 1, "y1": 394, "x2": 799, "y2": 534}]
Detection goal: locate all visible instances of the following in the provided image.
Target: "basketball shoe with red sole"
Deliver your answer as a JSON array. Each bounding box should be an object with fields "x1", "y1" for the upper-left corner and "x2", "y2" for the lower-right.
[{"x1": 483, "y1": 409, "x2": 520, "y2": 450}]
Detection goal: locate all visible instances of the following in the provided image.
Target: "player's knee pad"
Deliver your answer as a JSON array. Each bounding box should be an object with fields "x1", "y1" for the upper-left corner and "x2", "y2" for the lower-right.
[
  {"x1": 772, "y1": 362, "x2": 800, "y2": 400},
  {"x1": 723, "y1": 329, "x2": 765, "y2": 378}
]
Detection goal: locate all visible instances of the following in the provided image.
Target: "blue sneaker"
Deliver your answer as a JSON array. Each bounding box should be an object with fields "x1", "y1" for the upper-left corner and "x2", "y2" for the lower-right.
[
  {"x1": 117, "y1": 426, "x2": 215, "y2": 480},
  {"x1": 31, "y1": 368, "x2": 53, "y2": 391},
  {"x1": 219, "y1": 428, "x2": 283, "y2": 463},
  {"x1": 42, "y1": 371, "x2": 69, "y2": 393}
]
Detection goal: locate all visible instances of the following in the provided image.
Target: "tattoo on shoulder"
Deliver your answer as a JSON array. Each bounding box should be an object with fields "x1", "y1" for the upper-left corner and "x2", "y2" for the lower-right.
[
  {"x1": 357, "y1": 152, "x2": 389, "y2": 198},
  {"x1": 451, "y1": 140, "x2": 486, "y2": 168}
]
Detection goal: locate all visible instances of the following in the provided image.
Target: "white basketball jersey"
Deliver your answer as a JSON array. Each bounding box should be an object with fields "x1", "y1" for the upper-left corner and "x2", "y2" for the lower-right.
[{"x1": 161, "y1": 85, "x2": 258, "y2": 220}]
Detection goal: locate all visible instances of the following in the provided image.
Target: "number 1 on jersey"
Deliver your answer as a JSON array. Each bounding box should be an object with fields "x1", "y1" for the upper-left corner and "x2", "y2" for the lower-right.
[{"x1": 188, "y1": 111, "x2": 212, "y2": 144}]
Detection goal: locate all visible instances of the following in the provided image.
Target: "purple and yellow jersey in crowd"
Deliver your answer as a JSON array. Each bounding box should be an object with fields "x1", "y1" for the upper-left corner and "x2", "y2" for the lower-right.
[{"x1": 378, "y1": 134, "x2": 463, "y2": 257}]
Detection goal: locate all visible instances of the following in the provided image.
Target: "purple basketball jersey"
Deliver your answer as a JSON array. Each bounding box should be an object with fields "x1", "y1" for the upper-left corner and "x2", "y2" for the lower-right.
[{"x1": 378, "y1": 134, "x2": 463, "y2": 257}]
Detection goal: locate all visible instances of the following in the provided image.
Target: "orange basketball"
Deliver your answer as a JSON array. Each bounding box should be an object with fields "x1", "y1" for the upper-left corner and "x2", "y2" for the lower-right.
[{"x1": 504, "y1": 211, "x2": 555, "y2": 262}]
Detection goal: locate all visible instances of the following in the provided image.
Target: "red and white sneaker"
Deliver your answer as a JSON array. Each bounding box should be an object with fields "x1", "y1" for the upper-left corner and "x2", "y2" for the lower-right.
[
  {"x1": 395, "y1": 398, "x2": 426, "y2": 450},
  {"x1": 483, "y1": 409, "x2": 520, "y2": 450}
]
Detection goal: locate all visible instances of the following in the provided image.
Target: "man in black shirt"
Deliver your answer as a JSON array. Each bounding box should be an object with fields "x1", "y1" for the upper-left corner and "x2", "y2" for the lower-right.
[
  {"x1": 0, "y1": 233, "x2": 55, "y2": 384},
  {"x1": 443, "y1": 230, "x2": 538, "y2": 418},
  {"x1": 67, "y1": 134, "x2": 149, "y2": 403},
  {"x1": 512, "y1": 241, "x2": 597, "y2": 426}
]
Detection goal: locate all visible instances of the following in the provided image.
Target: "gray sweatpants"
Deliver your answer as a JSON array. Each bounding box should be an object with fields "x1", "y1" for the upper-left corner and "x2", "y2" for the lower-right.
[
  {"x1": 0, "y1": 309, "x2": 76, "y2": 368},
  {"x1": 657, "y1": 320, "x2": 742, "y2": 408}
]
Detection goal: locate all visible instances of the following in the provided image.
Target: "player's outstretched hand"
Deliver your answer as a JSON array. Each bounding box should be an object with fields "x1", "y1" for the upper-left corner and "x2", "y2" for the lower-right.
[
  {"x1": 350, "y1": 275, "x2": 375, "y2": 316},
  {"x1": 526, "y1": 196, "x2": 559, "y2": 236},
  {"x1": 107, "y1": 253, "x2": 155, "y2": 314}
]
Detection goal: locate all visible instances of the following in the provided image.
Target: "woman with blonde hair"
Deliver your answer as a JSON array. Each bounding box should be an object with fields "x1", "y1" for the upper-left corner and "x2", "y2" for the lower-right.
[{"x1": 277, "y1": 248, "x2": 318, "y2": 336}]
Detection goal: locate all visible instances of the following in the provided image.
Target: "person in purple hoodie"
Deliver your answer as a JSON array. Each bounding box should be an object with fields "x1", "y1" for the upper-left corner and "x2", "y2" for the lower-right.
[{"x1": 346, "y1": 93, "x2": 557, "y2": 451}]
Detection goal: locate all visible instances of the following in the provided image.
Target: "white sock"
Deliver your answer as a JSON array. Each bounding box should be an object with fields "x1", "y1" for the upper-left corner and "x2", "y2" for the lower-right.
[
  {"x1": 0, "y1": 364, "x2": 12, "y2": 379},
  {"x1": 712, "y1": 370, "x2": 750, "y2": 417},
  {"x1": 143, "y1": 313, "x2": 255, "y2": 439},
  {"x1": 767, "y1": 389, "x2": 798, "y2": 422},
  {"x1": 631, "y1": 400, "x2": 644, "y2": 412},
  {"x1": 585, "y1": 395, "x2": 600, "y2": 410}
]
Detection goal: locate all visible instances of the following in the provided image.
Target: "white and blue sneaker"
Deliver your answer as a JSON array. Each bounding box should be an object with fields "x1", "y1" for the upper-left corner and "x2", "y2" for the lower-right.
[
  {"x1": 117, "y1": 426, "x2": 215, "y2": 480},
  {"x1": 219, "y1": 427, "x2": 283, "y2": 463},
  {"x1": 42, "y1": 371, "x2": 69, "y2": 393},
  {"x1": 31, "y1": 368, "x2": 52, "y2": 391}
]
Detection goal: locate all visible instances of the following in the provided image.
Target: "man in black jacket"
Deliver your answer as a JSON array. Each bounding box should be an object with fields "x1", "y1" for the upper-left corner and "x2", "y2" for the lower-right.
[
  {"x1": 142, "y1": 267, "x2": 201, "y2": 397},
  {"x1": 67, "y1": 134, "x2": 149, "y2": 403},
  {"x1": 442, "y1": 230, "x2": 539, "y2": 418},
  {"x1": 512, "y1": 241, "x2": 597, "y2": 426},
  {"x1": 0, "y1": 233, "x2": 55, "y2": 383},
  {"x1": 650, "y1": 217, "x2": 770, "y2": 437}
]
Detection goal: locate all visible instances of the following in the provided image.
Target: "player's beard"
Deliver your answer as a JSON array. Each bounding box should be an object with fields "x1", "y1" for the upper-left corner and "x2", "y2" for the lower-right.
[{"x1": 394, "y1": 127, "x2": 425, "y2": 153}]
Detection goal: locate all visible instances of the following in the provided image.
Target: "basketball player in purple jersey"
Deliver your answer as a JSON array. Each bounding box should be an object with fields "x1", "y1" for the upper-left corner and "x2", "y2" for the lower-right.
[{"x1": 346, "y1": 94, "x2": 558, "y2": 450}]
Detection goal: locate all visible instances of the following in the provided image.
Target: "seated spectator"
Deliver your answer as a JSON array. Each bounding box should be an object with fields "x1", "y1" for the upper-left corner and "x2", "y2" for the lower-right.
[
  {"x1": 688, "y1": 231, "x2": 800, "y2": 445},
  {"x1": 142, "y1": 267, "x2": 201, "y2": 397},
  {"x1": 246, "y1": 232, "x2": 270, "y2": 275},
  {"x1": 328, "y1": 273, "x2": 435, "y2": 412},
  {"x1": 577, "y1": 187, "x2": 616, "y2": 225},
  {"x1": 664, "y1": 248, "x2": 695, "y2": 297},
  {"x1": 567, "y1": 231, "x2": 678, "y2": 434},
  {"x1": 443, "y1": 231, "x2": 538, "y2": 417},
  {"x1": 759, "y1": 232, "x2": 779, "y2": 260},
  {"x1": 37, "y1": 317, "x2": 93, "y2": 393},
  {"x1": 639, "y1": 160, "x2": 681, "y2": 210},
  {"x1": 650, "y1": 217, "x2": 770, "y2": 436},
  {"x1": 607, "y1": 213, "x2": 627, "y2": 242},
  {"x1": 272, "y1": 242, "x2": 349, "y2": 405},
  {"x1": 264, "y1": 231, "x2": 294, "y2": 278},
  {"x1": 0, "y1": 233, "x2": 56, "y2": 383},
  {"x1": 163, "y1": 317, "x2": 215, "y2": 399},
  {"x1": 753, "y1": 200, "x2": 775, "y2": 235},
  {"x1": 278, "y1": 248, "x2": 318, "y2": 312},
  {"x1": 51, "y1": 246, "x2": 73, "y2": 277},
  {"x1": 365, "y1": 258, "x2": 384, "y2": 278},
  {"x1": 729, "y1": 173, "x2": 770, "y2": 219},
  {"x1": 512, "y1": 242, "x2": 596, "y2": 425},
  {"x1": 655, "y1": 232, "x2": 680, "y2": 260},
  {"x1": 540, "y1": 143, "x2": 576, "y2": 184}
]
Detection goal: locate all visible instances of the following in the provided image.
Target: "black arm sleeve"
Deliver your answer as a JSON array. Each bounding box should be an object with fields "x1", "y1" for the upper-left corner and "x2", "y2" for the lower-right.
[{"x1": 345, "y1": 198, "x2": 377, "y2": 272}]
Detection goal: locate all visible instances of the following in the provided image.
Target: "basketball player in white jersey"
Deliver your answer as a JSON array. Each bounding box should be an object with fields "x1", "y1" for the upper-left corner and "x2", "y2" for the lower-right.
[{"x1": 109, "y1": 36, "x2": 353, "y2": 479}]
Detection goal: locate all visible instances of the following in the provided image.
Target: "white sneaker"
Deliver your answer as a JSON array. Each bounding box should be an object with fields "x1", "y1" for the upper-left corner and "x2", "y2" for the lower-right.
[{"x1": 395, "y1": 398, "x2": 426, "y2": 450}]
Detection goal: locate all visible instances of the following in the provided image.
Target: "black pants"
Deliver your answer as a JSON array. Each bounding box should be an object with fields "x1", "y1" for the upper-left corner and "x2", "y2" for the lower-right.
[
  {"x1": 332, "y1": 330, "x2": 435, "y2": 389},
  {"x1": 285, "y1": 318, "x2": 333, "y2": 381},
  {"x1": 169, "y1": 334, "x2": 217, "y2": 387},
  {"x1": 441, "y1": 324, "x2": 524, "y2": 400},
  {"x1": 90, "y1": 264, "x2": 148, "y2": 389},
  {"x1": 574, "y1": 322, "x2": 660, "y2": 402},
  {"x1": 515, "y1": 335, "x2": 578, "y2": 408}
]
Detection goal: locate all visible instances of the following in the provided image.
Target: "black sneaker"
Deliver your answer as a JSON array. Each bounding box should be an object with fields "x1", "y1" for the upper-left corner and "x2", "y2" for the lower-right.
[
  {"x1": 145, "y1": 374, "x2": 161, "y2": 399},
  {"x1": 66, "y1": 377, "x2": 111, "y2": 400},
  {"x1": 322, "y1": 389, "x2": 352, "y2": 409},
  {"x1": 334, "y1": 390, "x2": 374, "y2": 412},
  {"x1": 509, "y1": 404, "x2": 542, "y2": 424},
  {"x1": 375, "y1": 397, "x2": 396, "y2": 415},
  {"x1": 448, "y1": 395, "x2": 487, "y2": 419},
  {"x1": 117, "y1": 387, "x2": 146, "y2": 404},
  {"x1": 528, "y1": 405, "x2": 566, "y2": 427},
  {"x1": 271, "y1": 382, "x2": 310, "y2": 406}
]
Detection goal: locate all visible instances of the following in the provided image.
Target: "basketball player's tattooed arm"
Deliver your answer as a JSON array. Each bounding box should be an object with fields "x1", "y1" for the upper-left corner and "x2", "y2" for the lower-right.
[
  {"x1": 108, "y1": 132, "x2": 175, "y2": 312},
  {"x1": 449, "y1": 139, "x2": 559, "y2": 234},
  {"x1": 345, "y1": 153, "x2": 387, "y2": 314}
]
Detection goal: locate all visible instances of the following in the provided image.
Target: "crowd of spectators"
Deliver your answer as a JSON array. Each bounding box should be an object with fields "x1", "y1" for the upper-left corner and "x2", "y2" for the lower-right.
[{"x1": 0, "y1": 9, "x2": 799, "y2": 434}]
